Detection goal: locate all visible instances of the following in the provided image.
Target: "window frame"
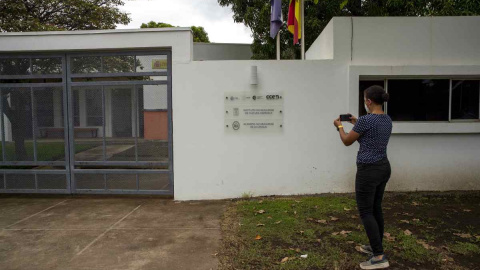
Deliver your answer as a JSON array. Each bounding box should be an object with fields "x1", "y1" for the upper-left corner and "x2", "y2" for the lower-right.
[
  {"x1": 449, "y1": 79, "x2": 480, "y2": 122},
  {"x1": 359, "y1": 78, "x2": 480, "y2": 123}
]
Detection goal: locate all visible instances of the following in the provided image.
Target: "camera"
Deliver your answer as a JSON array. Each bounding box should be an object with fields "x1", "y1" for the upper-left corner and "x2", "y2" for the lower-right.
[{"x1": 339, "y1": 114, "x2": 352, "y2": 122}]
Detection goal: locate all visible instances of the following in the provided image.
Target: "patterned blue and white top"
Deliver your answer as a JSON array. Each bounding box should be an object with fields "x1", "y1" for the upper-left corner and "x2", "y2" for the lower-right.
[{"x1": 352, "y1": 114, "x2": 392, "y2": 164}]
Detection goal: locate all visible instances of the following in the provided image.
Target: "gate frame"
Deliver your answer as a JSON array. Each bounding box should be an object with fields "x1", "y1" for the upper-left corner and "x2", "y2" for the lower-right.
[{"x1": 0, "y1": 50, "x2": 174, "y2": 195}]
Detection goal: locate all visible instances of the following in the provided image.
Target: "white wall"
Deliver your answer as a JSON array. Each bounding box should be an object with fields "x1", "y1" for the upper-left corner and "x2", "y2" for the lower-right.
[
  {"x1": 172, "y1": 59, "x2": 480, "y2": 200},
  {"x1": 0, "y1": 28, "x2": 193, "y2": 64},
  {"x1": 388, "y1": 134, "x2": 480, "y2": 191},
  {"x1": 306, "y1": 16, "x2": 480, "y2": 66},
  {"x1": 193, "y1": 43, "x2": 252, "y2": 61},
  {"x1": 143, "y1": 85, "x2": 168, "y2": 110},
  {"x1": 173, "y1": 60, "x2": 354, "y2": 200},
  {"x1": 351, "y1": 16, "x2": 480, "y2": 65}
]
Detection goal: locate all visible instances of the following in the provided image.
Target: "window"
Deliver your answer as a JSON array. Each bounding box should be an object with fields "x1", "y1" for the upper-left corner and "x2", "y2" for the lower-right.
[
  {"x1": 388, "y1": 79, "x2": 450, "y2": 121},
  {"x1": 451, "y1": 80, "x2": 480, "y2": 120},
  {"x1": 359, "y1": 78, "x2": 479, "y2": 122}
]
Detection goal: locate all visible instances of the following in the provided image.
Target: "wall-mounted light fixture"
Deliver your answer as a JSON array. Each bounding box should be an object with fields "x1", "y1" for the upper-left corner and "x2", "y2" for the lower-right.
[{"x1": 250, "y1": 65, "x2": 258, "y2": 85}]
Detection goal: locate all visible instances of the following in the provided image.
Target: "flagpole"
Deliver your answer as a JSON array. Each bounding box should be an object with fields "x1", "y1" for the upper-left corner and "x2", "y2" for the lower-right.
[
  {"x1": 301, "y1": 0, "x2": 305, "y2": 60},
  {"x1": 276, "y1": 31, "x2": 281, "y2": 60}
]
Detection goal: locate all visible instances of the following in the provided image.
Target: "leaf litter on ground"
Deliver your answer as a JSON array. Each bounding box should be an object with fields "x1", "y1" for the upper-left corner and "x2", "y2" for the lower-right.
[
  {"x1": 316, "y1": 219, "x2": 328, "y2": 224},
  {"x1": 384, "y1": 232, "x2": 396, "y2": 242},
  {"x1": 453, "y1": 233, "x2": 472, "y2": 238}
]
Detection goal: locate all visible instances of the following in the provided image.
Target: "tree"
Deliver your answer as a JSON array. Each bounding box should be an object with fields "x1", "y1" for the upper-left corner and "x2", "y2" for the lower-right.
[
  {"x1": 0, "y1": 0, "x2": 130, "y2": 160},
  {"x1": 218, "y1": 0, "x2": 480, "y2": 59},
  {"x1": 140, "y1": 21, "x2": 210, "y2": 43},
  {"x1": 0, "y1": 0, "x2": 130, "y2": 32}
]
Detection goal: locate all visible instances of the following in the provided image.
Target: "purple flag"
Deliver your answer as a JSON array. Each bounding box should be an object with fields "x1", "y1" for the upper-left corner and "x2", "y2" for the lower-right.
[{"x1": 270, "y1": 0, "x2": 282, "y2": 39}]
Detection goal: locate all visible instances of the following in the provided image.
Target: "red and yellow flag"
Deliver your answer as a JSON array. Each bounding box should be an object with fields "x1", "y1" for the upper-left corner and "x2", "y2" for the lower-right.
[{"x1": 287, "y1": 0, "x2": 301, "y2": 44}]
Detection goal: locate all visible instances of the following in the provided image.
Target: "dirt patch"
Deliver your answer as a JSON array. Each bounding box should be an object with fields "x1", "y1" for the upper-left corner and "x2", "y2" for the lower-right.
[{"x1": 218, "y1": 200, "x2": 242, "y2": 269}]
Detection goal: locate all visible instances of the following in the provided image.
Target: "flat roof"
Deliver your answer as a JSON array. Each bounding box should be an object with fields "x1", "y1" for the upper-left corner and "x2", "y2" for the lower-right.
[
  {"x1": 194, "y1": 42, "x2": 251, "y2": 46},
  {"x1": 0, "y1": 27, "x2": 192, "y2": 36}
]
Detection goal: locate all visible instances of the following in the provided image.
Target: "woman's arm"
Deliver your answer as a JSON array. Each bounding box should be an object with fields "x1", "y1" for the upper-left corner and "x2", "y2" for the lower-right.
[
  {"x1": 339, "y1": 128, "x2": 360, "y2": 146},
  {"x1": 333, "y1": 118, "x2": 360, "y2": 146}
]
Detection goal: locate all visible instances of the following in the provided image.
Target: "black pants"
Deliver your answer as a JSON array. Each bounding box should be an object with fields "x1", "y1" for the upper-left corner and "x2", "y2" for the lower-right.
[{"x1": 355, "y1": 158, "x2": 391, "y2": 256}]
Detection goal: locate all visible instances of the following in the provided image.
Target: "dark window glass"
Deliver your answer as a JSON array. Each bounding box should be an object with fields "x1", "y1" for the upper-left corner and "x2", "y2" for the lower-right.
[
  {"x1": 103, "y1": 56, "x2": 135, "y2": 73},
  {"x1": 451, "y1": 80, "x2": 479, "y2": 120},
  {"x1": 359, "y1": 81, "x2": 385, "y2": 116},
  {"x1": 32, "y1": 58, "x2": 62, "y2": 74},
  {"x1": 35, "y1": 88, "x2": 55, "y2": 127},
  {"x1": 0, "y1": 58, "x2": 30, "y2": 75},
  {"x1": 71, "y1": 56, "x2": 101, "y2": 74},
  {"x1": 388, "y1": 79, "x2": 449, "y2": 121}
]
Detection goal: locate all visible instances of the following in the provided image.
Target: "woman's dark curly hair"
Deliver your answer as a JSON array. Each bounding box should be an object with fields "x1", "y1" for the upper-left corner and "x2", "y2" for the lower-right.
[{"x1": 364, "y1": 85, "x2": 389, "y2": 104}]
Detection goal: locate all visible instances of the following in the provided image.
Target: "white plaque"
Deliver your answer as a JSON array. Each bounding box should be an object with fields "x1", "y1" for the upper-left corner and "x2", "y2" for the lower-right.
[{"x1": 225, "y1": 92, "x2": 283, "y2": 133}]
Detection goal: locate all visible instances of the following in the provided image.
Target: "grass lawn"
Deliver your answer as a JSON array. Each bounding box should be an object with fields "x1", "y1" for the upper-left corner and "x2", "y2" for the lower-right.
[
  {"x1": 0, "y1": 141, "x2": 96, "y2": 162},
  {"x1": 219, "y1": 192, "x2": 480, "y2": 270}
]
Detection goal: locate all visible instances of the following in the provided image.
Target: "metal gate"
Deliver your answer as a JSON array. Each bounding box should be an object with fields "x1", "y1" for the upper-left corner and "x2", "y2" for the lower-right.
[{"x1": 0, "y1": 51, "x2": 173, "y2": 195}]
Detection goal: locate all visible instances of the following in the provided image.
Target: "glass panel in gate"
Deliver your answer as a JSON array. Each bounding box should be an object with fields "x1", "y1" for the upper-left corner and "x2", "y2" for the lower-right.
[
  {"x1": 70, "y1": 52, "x2": 171, "y2": 194},
  {"x1": 137, "y1": 84, "x2": 169, "y2": 164},
  {"x1": 2, "y1": 87, "x2": 34, "y2": 162},
  {"x1": 0, "y1": 55, "x2": 69, "y2": 193},
  {"x1": 72, "y1": 86, "x2": 104, "y2": 162},
  {"x1": 105, "y1": 85, "x2": 136, "y2": 162}
]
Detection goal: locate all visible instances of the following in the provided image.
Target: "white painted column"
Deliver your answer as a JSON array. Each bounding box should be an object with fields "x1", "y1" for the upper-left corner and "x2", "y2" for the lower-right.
[
  {"x1": 105, "y1": 88, "x2": 112, "y2": 137},
  {"x1": 4, "y1": 116, "x2": 12, "y2": 142},
  {"x1": 4, "y1": 95, "x2": 12, "y2": 141}
]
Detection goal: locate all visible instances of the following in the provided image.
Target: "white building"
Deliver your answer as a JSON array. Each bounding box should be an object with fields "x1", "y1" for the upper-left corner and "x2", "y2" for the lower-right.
[{"x1": 0, "y1": 17, "x2": 479, "y2": 200}]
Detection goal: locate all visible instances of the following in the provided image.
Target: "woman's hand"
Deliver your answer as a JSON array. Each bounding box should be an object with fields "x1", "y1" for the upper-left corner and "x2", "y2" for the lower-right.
[
  {"x1": 333, "y1": 118, "x2": 342, "y2": 128},
  {"x1": 349, "y1": 115, "x2": 358, "y2": 125}
]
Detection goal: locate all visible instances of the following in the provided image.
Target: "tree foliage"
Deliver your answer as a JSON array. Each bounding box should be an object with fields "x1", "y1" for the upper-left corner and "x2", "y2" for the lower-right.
[
  {"x1": 218, "y1": 0, "x2": 480, "y2": 59},
  {"x1": 141, "y1": 21, "x2": 211, "y2": 43},
  {"x1": 0, "y1": 0, "x2": 130, "y2": 32}
]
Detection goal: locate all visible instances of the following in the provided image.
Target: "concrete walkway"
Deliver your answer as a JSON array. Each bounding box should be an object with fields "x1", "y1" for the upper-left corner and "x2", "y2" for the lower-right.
[
  {"x1": 74, "y1": 145, "x2": 134, "y2": 161},
  {"x1": 0, "y1": 197, "x2": 226, "y2": 270}
]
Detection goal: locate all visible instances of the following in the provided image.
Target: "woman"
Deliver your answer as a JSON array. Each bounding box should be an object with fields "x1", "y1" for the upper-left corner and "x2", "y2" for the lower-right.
[{"x1": 333, "y1": 85, "x2": 392, "y2": 269}]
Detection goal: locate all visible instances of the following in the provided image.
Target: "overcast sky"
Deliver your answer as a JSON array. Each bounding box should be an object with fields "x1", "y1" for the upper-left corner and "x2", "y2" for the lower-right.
[{"x1": 116, "y1": 0, "x2": 253, "y2": 44}]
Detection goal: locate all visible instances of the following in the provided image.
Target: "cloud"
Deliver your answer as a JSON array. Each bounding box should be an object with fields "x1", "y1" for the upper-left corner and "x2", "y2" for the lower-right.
[{"x1": 116, "y1": 0, "x2": 253, "y2": 43}]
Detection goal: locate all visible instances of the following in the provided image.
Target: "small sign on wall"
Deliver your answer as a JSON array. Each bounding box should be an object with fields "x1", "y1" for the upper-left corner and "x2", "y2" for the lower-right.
[
  {"x1": 225, "y1": 92, "x2": 284, "y2": 133},
  {"x1": 152, "y1": 59, "x2": 167, "y2": 69}
]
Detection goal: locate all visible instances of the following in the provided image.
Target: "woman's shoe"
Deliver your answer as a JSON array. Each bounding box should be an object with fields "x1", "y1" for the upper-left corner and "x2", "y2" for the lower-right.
[
  {"x1": 359, "y1": 255, "x2": 389, "y2": 269},
  {"x1": 359, "y1": 245, "x2": 374, "y2": 256}
]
